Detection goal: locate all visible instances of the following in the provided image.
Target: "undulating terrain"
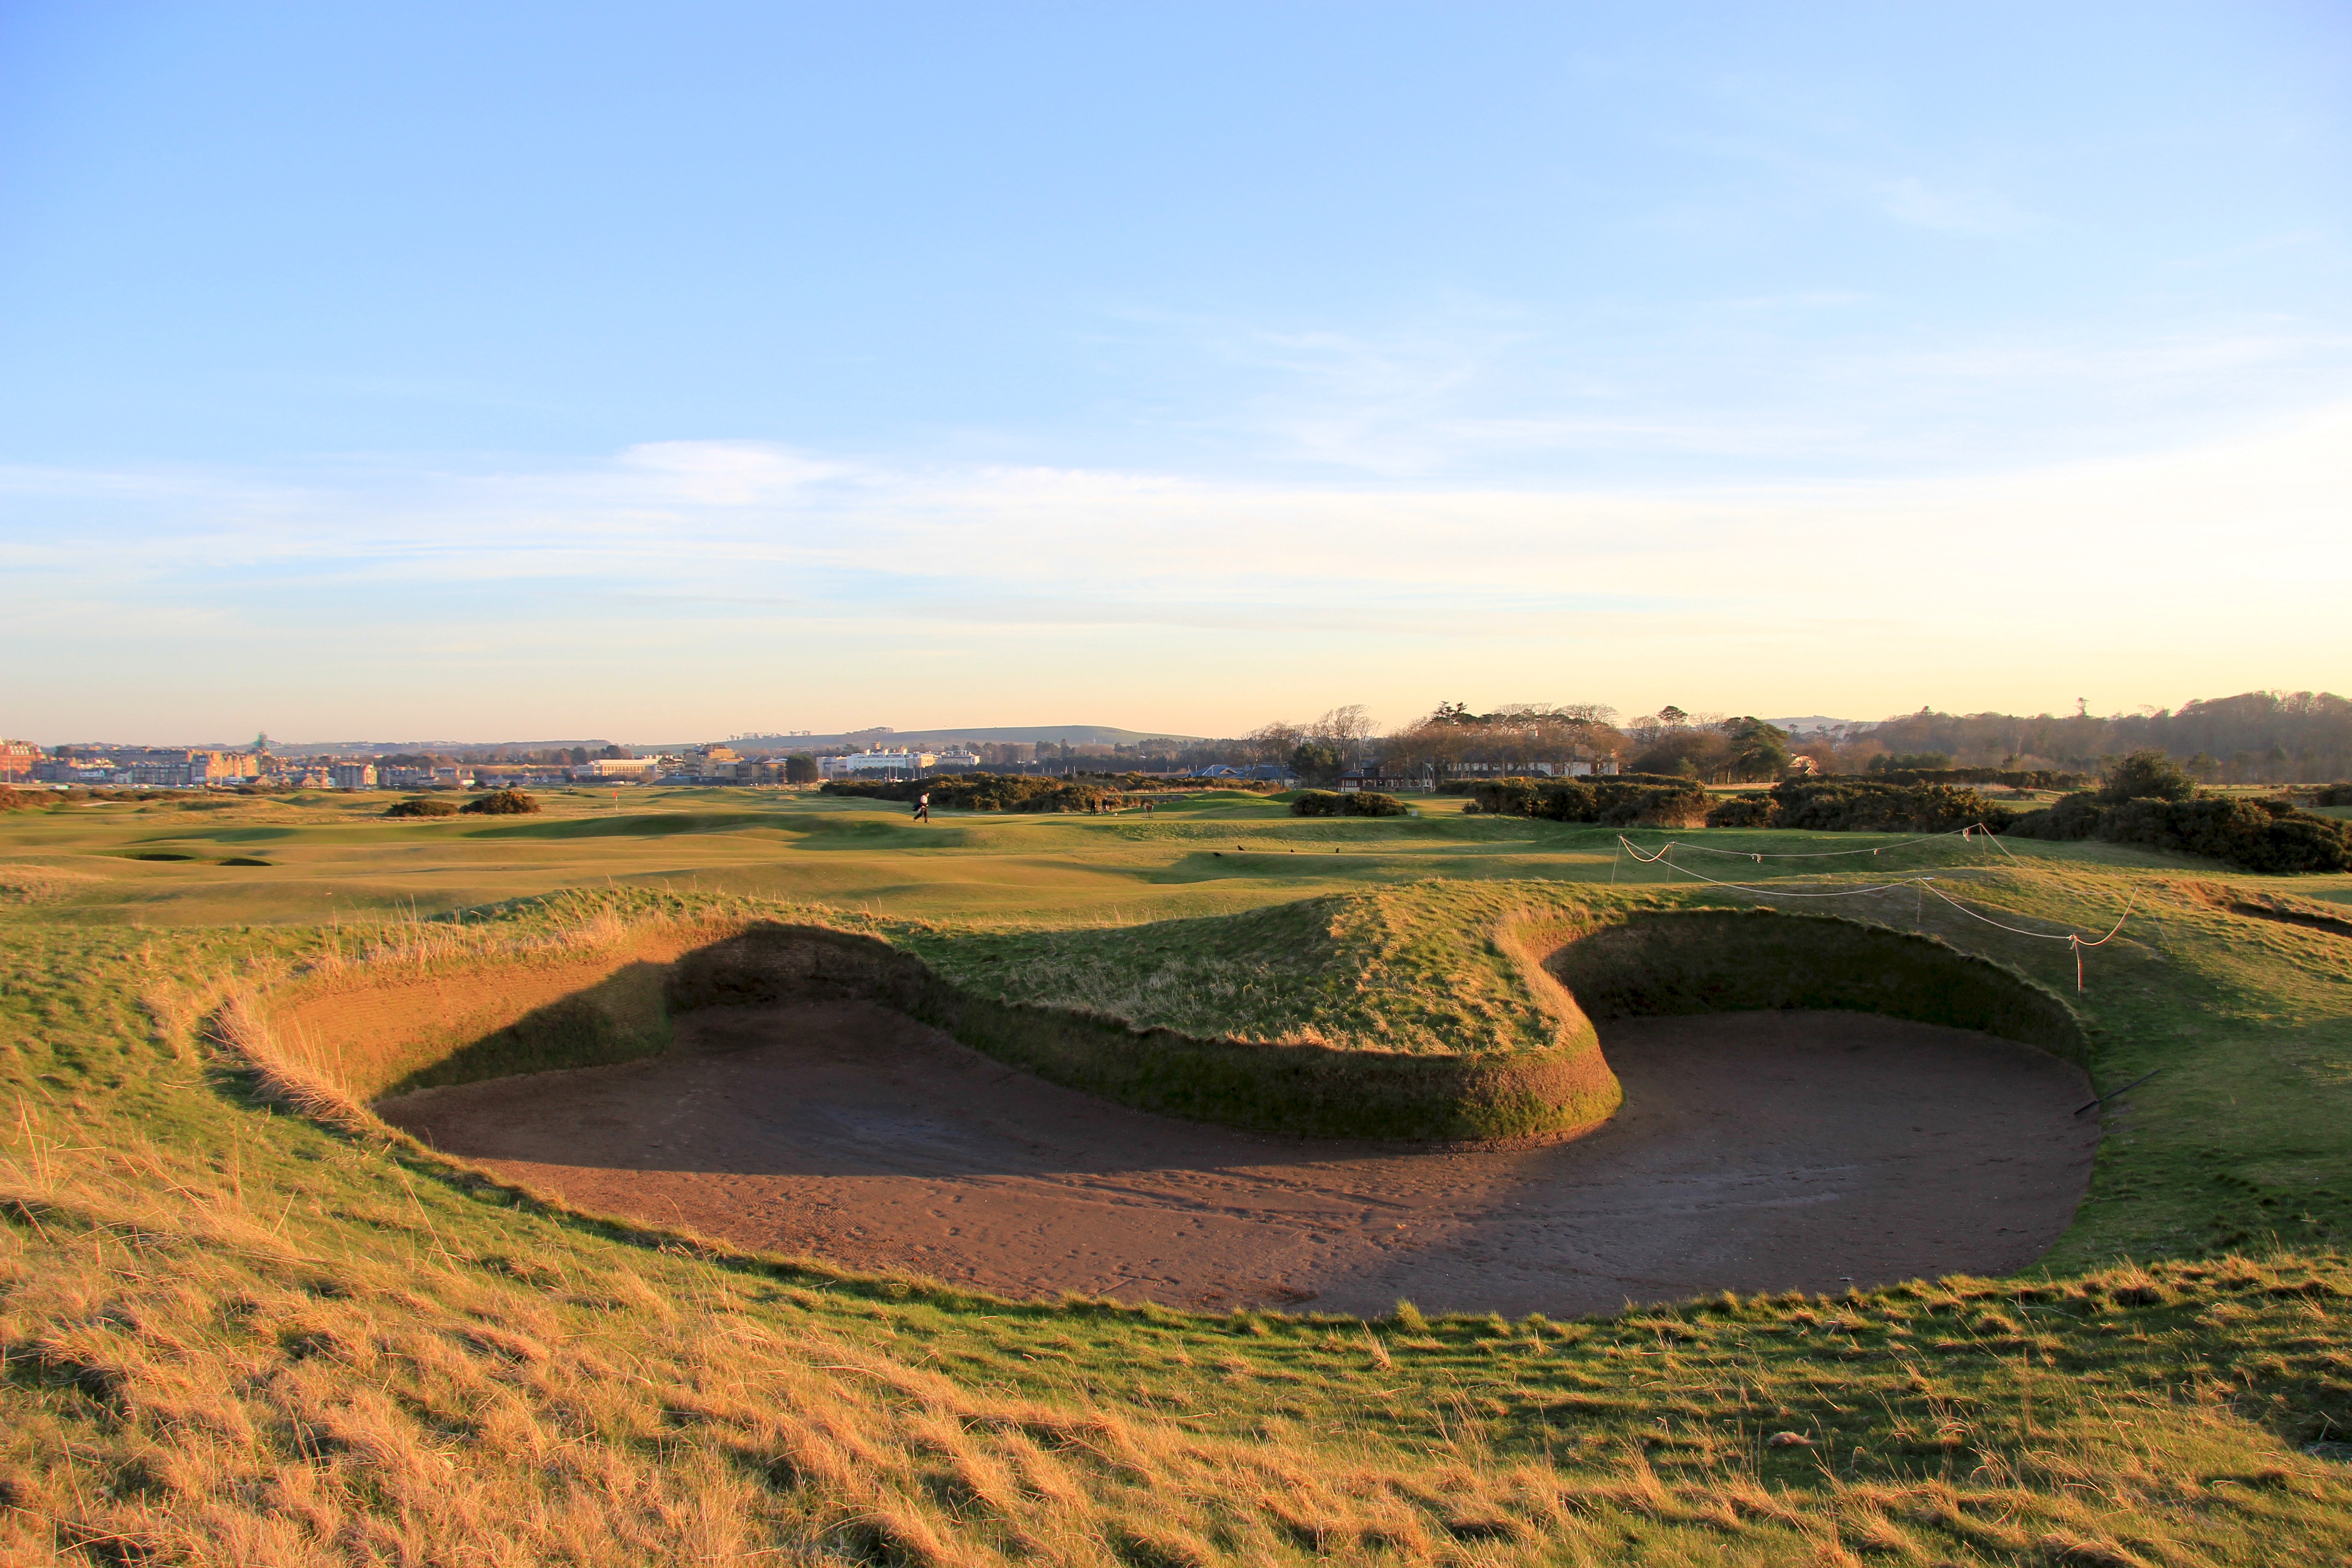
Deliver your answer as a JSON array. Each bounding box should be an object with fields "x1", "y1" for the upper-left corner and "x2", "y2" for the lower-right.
[{"x1": 3, "y1": 785, "x2": 2347, "y2": 1564}]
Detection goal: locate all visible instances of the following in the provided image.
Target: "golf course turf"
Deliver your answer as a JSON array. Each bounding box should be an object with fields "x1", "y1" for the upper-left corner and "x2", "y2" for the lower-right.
[{"x1": 2, "y1": 785, "x2": 2347, "y2": 1563}]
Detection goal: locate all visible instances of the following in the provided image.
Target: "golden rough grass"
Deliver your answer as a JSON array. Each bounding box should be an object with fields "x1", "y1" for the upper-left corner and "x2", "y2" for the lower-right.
[{"x1": 5, "y1": 871, "x2": 2351, "y2": 1563}]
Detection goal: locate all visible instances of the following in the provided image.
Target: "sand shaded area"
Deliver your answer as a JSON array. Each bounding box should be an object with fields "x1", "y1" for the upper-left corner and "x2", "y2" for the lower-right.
[{"x1": 377, "y1": 1002, "x2": 2098, "y2": 1318}]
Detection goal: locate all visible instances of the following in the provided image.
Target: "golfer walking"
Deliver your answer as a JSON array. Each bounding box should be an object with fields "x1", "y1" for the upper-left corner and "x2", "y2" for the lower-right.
[{"x1": 912, "y1": 790, "x2": 931, "y2": 823}]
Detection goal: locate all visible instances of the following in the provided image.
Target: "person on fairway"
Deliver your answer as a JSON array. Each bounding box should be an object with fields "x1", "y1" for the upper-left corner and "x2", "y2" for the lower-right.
[{"x1": 913, "y1": 791, "x2": 930, "y2": 823}]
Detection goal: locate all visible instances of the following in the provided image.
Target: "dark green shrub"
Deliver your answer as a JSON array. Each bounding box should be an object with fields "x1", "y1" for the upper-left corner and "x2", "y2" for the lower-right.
[
  {"x1": 1769, "y1": 780, "x2": 2014, "y2": 833},
  {"x1": 384, "y1": 797, "x2": 459, "y2": 818},
  {"x1": 822, "y1": 774, "x2": 1123, "y2": 813},
  {"x1": 1862, "y1": 767, "x2": 2087, "y2": 790},
  {"x1": 459, "y1": 788, "x2": 540, "y2": 816},
  {"x1": 1295, "y1": 790, "x2": 1407, "y2": 818},
  {"x1": 1467, "y1": 777, "x2": 1709, "y2": 828},
  {"x1": 2004, "y1": 790, "x2": 2352, "y2": 873},
  {"x1": 2315, "y1": 783, "x2": 2352, "y2": 807},
  {"x1": 1704, "y1": 795, "x2": 1776, "y2": 828}
]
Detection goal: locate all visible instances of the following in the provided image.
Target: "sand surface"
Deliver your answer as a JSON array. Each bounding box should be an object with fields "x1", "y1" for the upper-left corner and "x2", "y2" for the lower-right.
[{"x1": 377, "y1": 1002, "x2": 2099, "y2": 1318}]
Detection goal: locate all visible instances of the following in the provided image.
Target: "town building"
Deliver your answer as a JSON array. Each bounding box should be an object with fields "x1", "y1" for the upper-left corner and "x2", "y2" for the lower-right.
[
  {"x1": 820, "y1": 750, "x2": 938, "y2": 780},
  {"x1": 571, "y1": 757, "x2": 662, "y2": 781},
  {"x1": 0, "y1": 740, "x2": 39, "y2": 780}
]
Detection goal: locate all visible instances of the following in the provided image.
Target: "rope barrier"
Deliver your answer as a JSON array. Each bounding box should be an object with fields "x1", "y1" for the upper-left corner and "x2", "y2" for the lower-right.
[{"x1": 1614, "y1": 832, "x2": 2142, "y2": 992}]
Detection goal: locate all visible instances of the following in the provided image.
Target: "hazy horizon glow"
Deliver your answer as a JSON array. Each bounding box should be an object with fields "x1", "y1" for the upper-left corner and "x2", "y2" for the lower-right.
[{"x1": 4, "y1": 3, "x2": 2346, "y2": 742}]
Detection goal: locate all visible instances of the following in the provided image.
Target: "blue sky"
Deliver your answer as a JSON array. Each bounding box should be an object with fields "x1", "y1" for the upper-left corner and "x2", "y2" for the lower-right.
[{"x1": 3, "y1": 2, "x2": 2346, "y2": 742}]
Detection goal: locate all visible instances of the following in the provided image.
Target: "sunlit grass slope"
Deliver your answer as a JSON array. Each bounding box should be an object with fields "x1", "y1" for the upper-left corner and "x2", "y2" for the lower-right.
[{"x1": 2, "y1": 789, "x2": 2349, "y2": 1562}]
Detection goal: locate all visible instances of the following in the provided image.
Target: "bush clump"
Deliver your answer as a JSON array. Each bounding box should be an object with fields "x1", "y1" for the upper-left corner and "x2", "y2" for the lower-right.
[
  {"x1": 822, "y1": 774, "x2": 1126, "y2": 813},
  {"x1": 1771, "y1": 780, "x2": 2015, "y2": 833},
  {"x1": 1466, "y1": 777, "x2": 1709, "y2": 828},
  {"x1": 2307, "y1": 782, "x2": 2352, "y2": 807},
  {"x1": 1860, "y1": 766, "x2": 2088, "y2": 790},
  {"x1": 383, "y1": 797, "x2": 459, "y2": 818},
  {"x1": 2008, "y1": 792, "x2": 2352, "y2": 873},
  {"x1": 2001, "y1": 749, "x2": 2352, "y2": 872},
  {"x1": 1702, "y1": 795, "x2": 1777, "y2": 828},
  {"x1": 459, "y1": 788, "x2": 540, "y2": 816},
  {"x1": 1291, "y1": 790, "x2": 1406, "y2": 818}
]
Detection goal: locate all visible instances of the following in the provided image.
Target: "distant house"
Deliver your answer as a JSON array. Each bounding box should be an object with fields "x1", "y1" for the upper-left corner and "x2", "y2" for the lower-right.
[{"x1": 1198, "y1": 763, "x2": 1299, "y2": 786}]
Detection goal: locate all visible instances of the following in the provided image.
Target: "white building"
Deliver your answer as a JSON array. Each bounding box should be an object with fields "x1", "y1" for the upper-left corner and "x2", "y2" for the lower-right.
[
  {"x1": 932, "y1": 750, "x2": 981, "y2": 770},
  {"x1": 821, "y1": 750, "x2": 938, "y2": 780}
]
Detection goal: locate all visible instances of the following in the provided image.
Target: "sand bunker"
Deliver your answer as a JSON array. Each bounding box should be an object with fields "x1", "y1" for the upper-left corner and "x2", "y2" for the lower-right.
[{"x1": 377, "y1": 1000, "x2": 2097, "y2": 1318}]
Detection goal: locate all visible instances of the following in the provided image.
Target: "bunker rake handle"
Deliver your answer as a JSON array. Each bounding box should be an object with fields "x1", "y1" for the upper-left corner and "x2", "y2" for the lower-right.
[{"x1": 2074, "y1": 1068, "x2": 2159, "y2": 1118}]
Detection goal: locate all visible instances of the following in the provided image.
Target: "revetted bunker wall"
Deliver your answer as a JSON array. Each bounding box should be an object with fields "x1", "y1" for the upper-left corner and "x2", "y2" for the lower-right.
[
  {"x1": 1544, "y1": 908, "x2": 2087, "y2": 1064},
  {"x1": 255, "y1": 904, "x2": 2082, "y2": 1146},
  {"x1": 665, "y1": 925, "x2": 1621, "y2": 1142}
]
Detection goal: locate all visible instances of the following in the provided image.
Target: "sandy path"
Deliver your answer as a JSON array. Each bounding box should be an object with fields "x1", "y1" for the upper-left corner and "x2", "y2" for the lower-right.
[{"x1": 377, "y1": 1001, "x2": 2098, "y2": 1318}]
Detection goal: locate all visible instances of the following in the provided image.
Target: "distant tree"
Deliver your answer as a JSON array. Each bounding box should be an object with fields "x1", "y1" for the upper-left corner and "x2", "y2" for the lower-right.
[
  {"x1": 1288, "y1": 740, "x2": 1345, "y2": 787},
  {"x1": 2098, "y1": 749, "x2": 2195, "y2": 804},
  {"x1": 568, "y1": 747, "x2": 589, "y2": 766},
  {"x1": 784, "y1": 753, "x2": 820, "y2": 784},
  {"x1": 1721, "y1": 717, "x2": 1792, "y2": 781}
]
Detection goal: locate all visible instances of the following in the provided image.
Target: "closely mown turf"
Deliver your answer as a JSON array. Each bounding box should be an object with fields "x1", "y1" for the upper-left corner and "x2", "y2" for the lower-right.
[{"x1": 2, "y1": 789, "x2": 2348, "y2": 1562}]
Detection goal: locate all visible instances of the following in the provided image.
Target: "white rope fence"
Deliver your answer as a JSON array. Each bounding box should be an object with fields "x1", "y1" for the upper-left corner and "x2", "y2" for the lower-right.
[{"x1": 1611, "y1": 824, "x2": 2139, "y2": 991}]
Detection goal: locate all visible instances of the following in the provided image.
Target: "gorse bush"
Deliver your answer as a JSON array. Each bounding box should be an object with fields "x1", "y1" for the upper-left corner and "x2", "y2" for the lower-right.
[
  {"x1": 1998, "y1": 746, "x2": 2352, "y2": 872},
  {"x1": 383, "y1": 797, "x2": 460, "y2": 818},
  {"x1": 1855, "y1": 767, "x2": 2087, "y2": 790},
  {"x1": 1701, "y1": 795, "x2": 1776, "y2": 828},
  {"x1": 1290, "y1": 790, "x2": 1407, "y2": 818},
  {"x1": 459, "y1": 788, "x2": 540, "y2": 816},
  {"x1": 2314, "y1": 782, "x2": 2352, "y2": 807},
  {"x1": 1701, "y1": 780, "x2": 2014, "y2": 833},
  {"x1": 1465, "y1": 777, "x2": 1708, "y2": 827},
  {"x1": 1764, "y1": 780, "x2": 2016, "y2": 833},
  {"x1": 2007, "y1": 791, "x2": 2352, "y2": 874},
  {"x1": 823, "y1": 774, "x2": 1127, "y2": 813}
]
